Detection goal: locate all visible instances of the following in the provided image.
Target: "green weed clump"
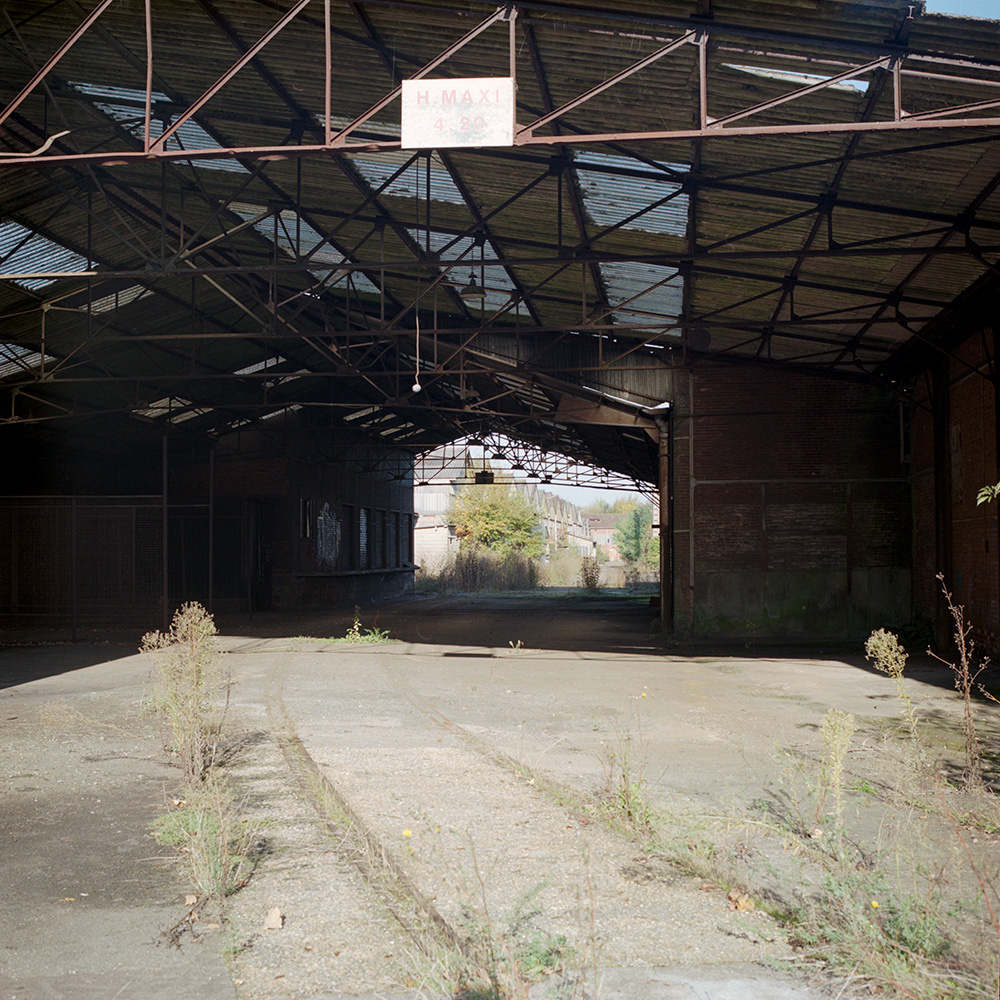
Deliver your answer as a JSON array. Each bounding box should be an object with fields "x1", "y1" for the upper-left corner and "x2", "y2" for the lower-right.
[
  {"x1": 151, "y1": 774, "x2": 263, "y2": 902},
  {"x1": 865, "y1": 628, "x2": 925, "y2": 762},
  {"x1": 599, "y1": 700, "x2": 656, "y2": 833},
  {"x1": 455, "y1": 885, "x2": 572, "y2": 1000},
  {"x1": 144, "y1": 602, "x2": 263, "y2": 908},
  {"x1": 142, "y1": 601, "x2": 228, "y2": 782},
  {"x1": 340, "y1": 607, "x2": 392, "y2": 643}
]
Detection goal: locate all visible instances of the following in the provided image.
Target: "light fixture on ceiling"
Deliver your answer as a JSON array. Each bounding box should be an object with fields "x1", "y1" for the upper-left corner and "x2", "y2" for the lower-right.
[
  {"x1": 491, "y1": 450, "x2": 505, "y2": 461},
  {"x1": 412, "y1": 312, "x2": 422, "y2": 393},
  {"x1": 511, "y1": 461, "x2": 525, "y2": 472},
  {"x1": 467, "y1": 435, "x2": 484, "y2": 447},
  {"x1": 459, "y1": 272, "x2": 486, "y2": 301}
]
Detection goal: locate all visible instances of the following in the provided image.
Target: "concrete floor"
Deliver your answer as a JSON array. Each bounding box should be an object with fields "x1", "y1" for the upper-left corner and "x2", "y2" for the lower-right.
[{"x1": 0, "y1": 592, "x2": 988, "y2": 999}]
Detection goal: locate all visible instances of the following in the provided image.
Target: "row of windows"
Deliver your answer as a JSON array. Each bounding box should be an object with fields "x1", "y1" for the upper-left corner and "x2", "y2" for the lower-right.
[{"x1": 300, "y1": 499, "x2": 413, "y2": 571}]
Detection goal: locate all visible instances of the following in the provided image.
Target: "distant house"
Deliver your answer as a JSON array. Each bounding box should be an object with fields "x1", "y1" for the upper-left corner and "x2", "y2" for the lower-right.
[
  {"x1": 413, "y1": 454, "x2": 464, "y2": 573},
  {"x1": 588, "y1": 513, "x2": 628, "y2": 561}
]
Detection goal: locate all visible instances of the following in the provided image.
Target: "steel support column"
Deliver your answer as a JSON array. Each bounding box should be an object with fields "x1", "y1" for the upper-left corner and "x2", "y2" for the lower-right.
[
  {"x1": 654, "y1": 414, "x2": 673, "y2": 633},
  {"x1": 932, "y1": 358, "x2": 953, "y2": 648}
]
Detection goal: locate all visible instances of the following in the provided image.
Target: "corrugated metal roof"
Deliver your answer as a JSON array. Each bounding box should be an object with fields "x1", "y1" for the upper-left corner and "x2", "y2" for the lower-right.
[
  {"x1": 574, "y1": 151, "x2": 688, "y2": 237},
  {"x1": 69, "y1": 82, "x2": 248, "y2": 173},
  {"x1": 0, "y1": 221, "x2": 89, "y2": 289},
  {"x1": 350, "y1": 151, "x2": 465, "y2": 205},
  {"x1": 0, "y1": 343, "x2": 56, "y2": 380},
  {"x1": 229, "y1": 202, "x2": 381, "y2": 294},
  {"x1": 0, "y1": 0, "x2": 998, "y2": 483}
]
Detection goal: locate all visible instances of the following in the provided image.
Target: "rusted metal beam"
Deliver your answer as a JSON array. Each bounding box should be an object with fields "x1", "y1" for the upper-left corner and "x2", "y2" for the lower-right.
[
  {"x1": 331, "y1": 5, "x2": 509, "y2": 144},
  {"x1": 517, "y1": 30, "x2": 697, "y2": 137},
  {"x1": 708, "y1": 57, "x2": 891, "y2": 129},
  {"x1": 522, "y1": 19, "x2": 606, "y2": 309},
  {"x1": 0, "y1": 0, "x2": 117, "y2": 130},
  {"x1": 8, "y1": 110, "x2": 1000, "y2": 170},
  {"x1": 151, "y1": 0, "x2": 314, "y2": 152}
]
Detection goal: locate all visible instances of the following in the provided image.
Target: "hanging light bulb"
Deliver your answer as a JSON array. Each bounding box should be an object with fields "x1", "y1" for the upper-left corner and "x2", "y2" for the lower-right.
[
  {"x1": 459, "y1": 272, "x2": 486, "y2": 300},
  {"x1": 412, "y1": 312, "x2": 422, "y2": 392}
]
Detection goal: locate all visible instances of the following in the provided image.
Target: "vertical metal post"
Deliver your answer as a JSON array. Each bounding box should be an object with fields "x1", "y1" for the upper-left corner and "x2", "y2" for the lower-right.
[
  {"x1": 162, "y1": 435, "x2": 169, "y2": 629},
  {"x1": 655, "y1": 415, "x2": 673, "y2": 633},
  {"x1": 892, "y1": 56, "x2": 902, "y2": 123},
  {"x1": 144, "y1": 0, "x2": 153, "y2": 151},
  {"x1": 324, "y1": 0, "x2": 332, "y2": 145},
  {"x1": 71, "y1": 497, "x2": 77, "y2": 642},
  {"x1": 208, "y1": 444, "x2": 215, "y2": 613},
  {"x1": 508, "y1": 5, "x2": 517, "y2": 83},
  {"x1": 697, "y1": 31, "x2": 708, "y2": 128}
]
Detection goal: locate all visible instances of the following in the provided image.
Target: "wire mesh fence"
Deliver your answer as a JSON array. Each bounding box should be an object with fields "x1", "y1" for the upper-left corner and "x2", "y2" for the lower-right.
[{"x1": 0, "y1": 496, "x2": 163, "y2": 628}]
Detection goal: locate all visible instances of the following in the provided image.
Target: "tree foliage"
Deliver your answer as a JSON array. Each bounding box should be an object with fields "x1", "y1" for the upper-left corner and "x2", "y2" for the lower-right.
[
  {"x1": 451, "y1": 484, "x2": 544, "y2": 559},
  {"x1": 614, "y1": 506, "x2": 656, "y2": 565},
  {"x1": 610, "y1": 495, "x2": 645, "y2": 513},
  {"x1": 977, "y1": 482, "x2": 1000, "y2": 506}
]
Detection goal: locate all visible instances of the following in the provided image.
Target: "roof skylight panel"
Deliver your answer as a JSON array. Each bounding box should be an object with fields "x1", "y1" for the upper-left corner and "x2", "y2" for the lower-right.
[
  {"x1": 574, "y1": 151, "x2": 688, "y2": 237},
  {"x1": 233, "y1": 355, "x2": 287, "y2": 376},
  {"x1": 0, "y1": 220, "x2": 90, "y2": 290},
  {"x1": 69, "y1": 82, "x2": 249, "y2": 173},
  {"x1": 228, "y1": 204, "x2": 380, "y2": 295},
  {"x1": 349, "y1": 151, "x2": 465, "y2": 206},
  {"x1": 133, "y1": 396, "x2": 201, "y2": 421},
  {"x1": 260, "y1": 404, "x2": 302, "y2": 420},
  {"x1": 600, "y1": 262, "x2": 683, "y2": 331},
  {"x1": 724, "y1": 66, "x2": 868, "y2": 94},
  {"x1": 0, "y1": 343, "x2": 57, "y2": 380},
  {"x1": 88, "y1": 284, "x2": 153, "y2": 313}
]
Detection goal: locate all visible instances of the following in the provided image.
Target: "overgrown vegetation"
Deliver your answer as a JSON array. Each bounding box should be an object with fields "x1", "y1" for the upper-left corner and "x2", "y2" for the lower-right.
[
  {"x1": 575, "y1": 620, "x2": 1000, "y2": 1000},
  {"x1": 929, "y1": 574, "x2": 987, "y2": 788},
  {"x1": 150, "y1": 777, "x2": 263, "y2": 900},
  {"x1": 417, "y1": 548, "x2": 539, "y2": 594},
  {"x1": 450, "y1": 867, "x2": 574, "y2": 1000},
  {"x1": 865, "y1": 627, "x2": 926, "y2": 762},
  {"x1": 451, "y1": 484, "x2": 545, "y2": 560},
  {"x1": 295, "y1": 607, "x2": 394, "y2": 644},
  {"x1": 144, "y1": 602, "x2": 261, "y2": 905},
  {"x1": 579, "y1": 556, "x2": 600, "y2": 591}
]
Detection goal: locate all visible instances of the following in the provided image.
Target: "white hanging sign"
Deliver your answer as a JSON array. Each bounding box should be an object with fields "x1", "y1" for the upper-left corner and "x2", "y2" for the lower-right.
[{"x1": 401, "y1": 77, "x2": 515, "y2": 149}]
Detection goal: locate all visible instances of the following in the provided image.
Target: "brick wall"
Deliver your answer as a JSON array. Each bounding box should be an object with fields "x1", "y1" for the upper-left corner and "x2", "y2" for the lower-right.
[
  {"x1": 168, "y1": 424, "x2": 415, "y2": 612},
  {"x1": 670, "y1": 363, "x2": 910, "y2": 639},
  {"x1": 912, "y1": 328, "x2": 999, "y2": 642}
]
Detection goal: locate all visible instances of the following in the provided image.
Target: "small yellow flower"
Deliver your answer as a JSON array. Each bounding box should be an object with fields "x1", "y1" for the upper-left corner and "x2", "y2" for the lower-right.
[
  {"x1": 403, "y1": 829, "x2": 412, "y2": 838},
  {"x1": 871, "y1": 900, "x2": 879, "y2": 909},
  {"x1": 641, "y1": 692, "x2": 647, "y2": 697}
]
